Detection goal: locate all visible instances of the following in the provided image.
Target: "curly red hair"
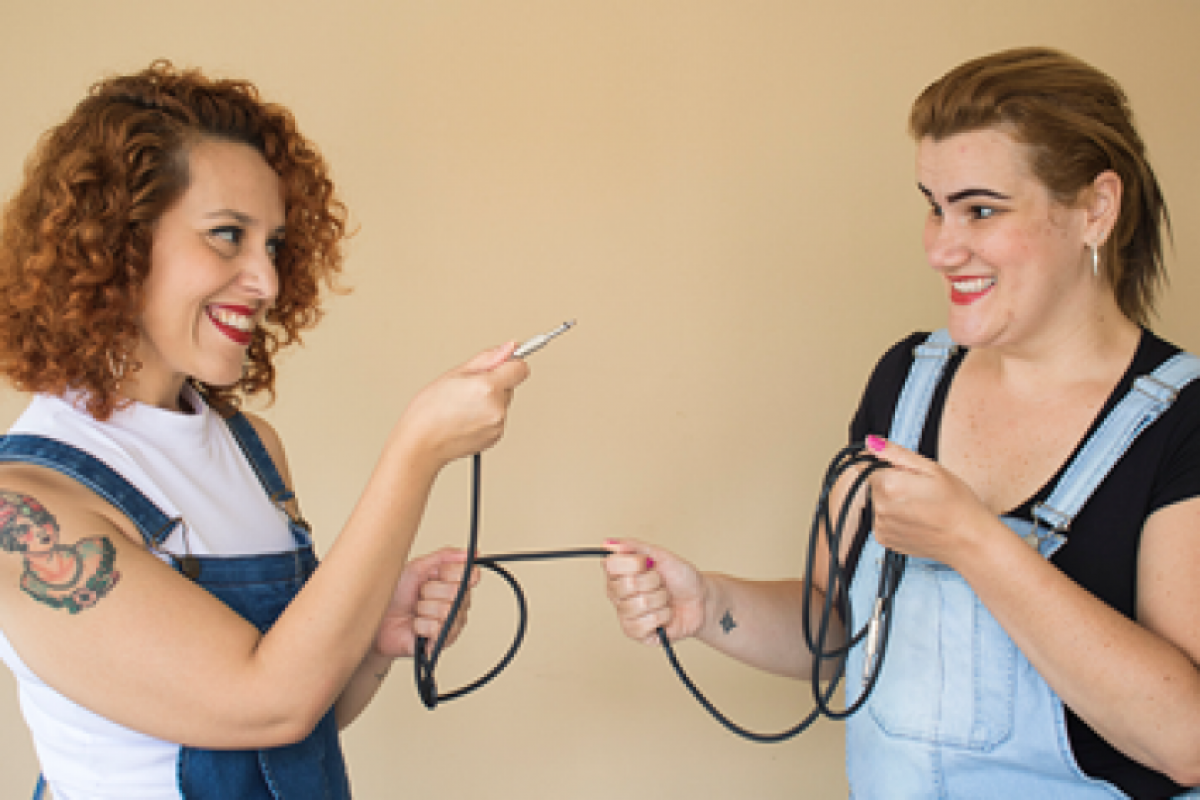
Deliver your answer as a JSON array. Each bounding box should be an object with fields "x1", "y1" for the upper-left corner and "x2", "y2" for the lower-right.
[{"x1": 0, "y1": 60, "x2": 348, "y2": 419}]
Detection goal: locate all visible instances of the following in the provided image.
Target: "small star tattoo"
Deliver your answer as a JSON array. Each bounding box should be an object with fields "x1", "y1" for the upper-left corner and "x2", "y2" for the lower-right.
[{"x1": 720, "y1": 610, "x2": 737, "y2": 634}]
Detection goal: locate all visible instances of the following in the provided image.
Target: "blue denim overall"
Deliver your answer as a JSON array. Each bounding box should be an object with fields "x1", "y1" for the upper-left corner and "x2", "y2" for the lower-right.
[
  {"x1": 845, "y1": 329, "x2": 1200, "y2": 799},
  {"x1": 1, "y1": 413, "x2": 351, "y2": 800}
]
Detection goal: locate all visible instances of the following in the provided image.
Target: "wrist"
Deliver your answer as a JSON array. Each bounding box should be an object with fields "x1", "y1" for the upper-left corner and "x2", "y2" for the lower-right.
[
  {"x1": 698, "y1": 572, "x2": 730, "y2": 641},
  {"x1": 363, "y1": 647, "x2": 397, "y2": 679},
  {"x1": 951, "y1": 513, "x2": 1027, "y2": 581},
  {"x1": 385, "y1": 419, "x2": 448, "y2": 483}
]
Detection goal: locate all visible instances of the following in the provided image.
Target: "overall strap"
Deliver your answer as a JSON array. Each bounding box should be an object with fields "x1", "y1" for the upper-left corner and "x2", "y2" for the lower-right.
[
  {"x1": 887, "y1": 329, "x2": 958, "y2": 450},
  {"x1": 1034, "y1": 351, "x2": 1200, "y2": 534},
  {"x1": 0, "y1": 434, "x2": 178, "y2": 547},
  {"x1": 222, "y1": 412, "x2": 311, "y2": 545},
  {"x1": 884, "y1": 335, "x2": 1200, "y2": 548},
  {"x1": 223, "y1": 412, "x2": 295, "y2": 507}
]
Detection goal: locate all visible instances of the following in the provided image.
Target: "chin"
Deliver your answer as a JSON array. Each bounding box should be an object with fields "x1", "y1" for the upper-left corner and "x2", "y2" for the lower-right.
[
  {"x1": 194, "y1": 364, "x2": 246, "y2": 389},
  {"x1": 945, "y1": 314, "x2": 998, "y2": 350}
]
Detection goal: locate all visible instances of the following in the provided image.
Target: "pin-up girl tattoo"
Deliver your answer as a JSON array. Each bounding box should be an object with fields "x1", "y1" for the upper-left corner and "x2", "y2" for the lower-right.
[{"x1": 0, "y1": 489, "x2": 121, "y2": 614}]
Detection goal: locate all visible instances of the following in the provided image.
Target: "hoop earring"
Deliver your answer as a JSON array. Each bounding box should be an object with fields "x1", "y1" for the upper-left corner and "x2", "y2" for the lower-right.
[{"x1": 107, "y1": 351, "x2": 126, "y2": 383}]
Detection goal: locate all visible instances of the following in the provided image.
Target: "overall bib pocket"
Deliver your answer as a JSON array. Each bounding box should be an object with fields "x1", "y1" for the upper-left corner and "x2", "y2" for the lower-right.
[{"x1": 864, "y1": 546, "x2": 1018, "y2": 751}]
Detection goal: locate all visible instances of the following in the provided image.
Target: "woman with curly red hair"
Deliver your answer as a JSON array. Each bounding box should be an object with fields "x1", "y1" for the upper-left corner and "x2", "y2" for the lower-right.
[{"x1": 0, "y1": 61, "x2": 528, "y2": 799}]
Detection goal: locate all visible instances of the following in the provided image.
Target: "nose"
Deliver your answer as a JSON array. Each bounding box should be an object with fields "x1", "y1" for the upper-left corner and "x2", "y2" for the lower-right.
[
  {"x1": 924, "y1": 216, "x2": 971, "y2": 272},
  {"x1": 240, "y1": 245, "x2": 280, "y2": 304}
]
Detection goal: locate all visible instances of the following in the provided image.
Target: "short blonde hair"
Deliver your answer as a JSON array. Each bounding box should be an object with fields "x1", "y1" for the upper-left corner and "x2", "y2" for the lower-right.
[{"x1": 910, "y1": 47, "x2": 1169, "y2": 326}]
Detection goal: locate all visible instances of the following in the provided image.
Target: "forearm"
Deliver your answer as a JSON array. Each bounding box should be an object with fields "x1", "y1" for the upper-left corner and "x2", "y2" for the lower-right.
[
  {"x1": 248, "y1": 436, "x2": 441, "y2": 738},
  {"x1": 335, "y1": 649, "x2": 396, "y2": 729},
  {"x1": 695, "y1": 574, "x2": 840, "y2": 680},
  {"x1": 957, "y1": 527, "x2": 1200, "y2": 783}
]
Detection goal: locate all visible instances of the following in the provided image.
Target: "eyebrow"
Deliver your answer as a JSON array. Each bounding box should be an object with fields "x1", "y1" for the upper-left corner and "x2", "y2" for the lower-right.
[{"x1": 918, "y1": 184, "x2": 1013, "y2": 204}]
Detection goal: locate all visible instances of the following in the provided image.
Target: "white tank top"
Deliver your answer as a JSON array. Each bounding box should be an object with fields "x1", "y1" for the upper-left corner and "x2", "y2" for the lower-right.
[{"x1": 0, "y1": 386, "x2": 297, "y2": 799}]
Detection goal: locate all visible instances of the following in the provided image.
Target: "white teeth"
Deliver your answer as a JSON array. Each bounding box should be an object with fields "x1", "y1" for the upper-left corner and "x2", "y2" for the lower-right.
[
  {"x1": 209, "y1": 307, "x2": 253, "y2": 332},
  {"x1": 952, "y1": 277, "x2": 996, "y2": 294}
]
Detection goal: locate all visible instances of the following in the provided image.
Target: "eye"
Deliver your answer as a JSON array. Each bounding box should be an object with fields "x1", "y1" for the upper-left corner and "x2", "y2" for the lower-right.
[
  {"x1": 210, "y1": 226, "x2": 244, "y2": 249},
  {"x1": 970, "y1": 205, "x2": 998, "y2": 220},
  {"x1": 266, "y1": 236, "x2": 285, "y2": 262}
]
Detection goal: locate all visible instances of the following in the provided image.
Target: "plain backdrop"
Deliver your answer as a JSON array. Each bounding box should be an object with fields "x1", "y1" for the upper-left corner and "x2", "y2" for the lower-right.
[{"x1": 1, "y1": 3, "x2": 1198, "y2": 798}]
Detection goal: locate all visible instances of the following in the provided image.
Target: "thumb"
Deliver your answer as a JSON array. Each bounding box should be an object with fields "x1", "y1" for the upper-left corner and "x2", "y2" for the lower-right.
[
  {"x1": 602, "y1": 538, "x2": 660, "y2": 573},
  {"x1": 602, "y1": 537, "x2": 642, "y2": 556},
  {"x1": 865, "y1": 434, "x2": 928, "y2": 474},
  {"x1": 424, "y1": 547, "x2": 481, "y2": 584},
  {"x1": 462, "y1": 341, "x2": 520, "y2": 373},
  {"x1": 603, "y1": 537, "x2": 662, "y2": 561},
  {"x1": 405, "y1": 547, "x2": 467, "y2": 584},
  {"x1": 428, "y1": 546, "x2": 471, "y2": 564}
]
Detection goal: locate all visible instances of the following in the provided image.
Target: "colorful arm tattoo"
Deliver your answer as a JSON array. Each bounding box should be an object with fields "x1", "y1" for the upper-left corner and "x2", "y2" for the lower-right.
[{"x1": 0, "y1": 489, "x2": 121, "y2": 614}]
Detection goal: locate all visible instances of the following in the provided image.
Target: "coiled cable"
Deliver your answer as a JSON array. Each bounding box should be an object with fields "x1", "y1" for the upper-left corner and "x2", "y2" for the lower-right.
[{"x1": 414, "y1": 442, "x2": 903, "y2": 743}]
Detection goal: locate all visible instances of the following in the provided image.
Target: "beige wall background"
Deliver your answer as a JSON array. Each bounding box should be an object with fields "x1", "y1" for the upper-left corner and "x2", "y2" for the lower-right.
[{"x1": 1, "y1": 2, "x2": 1197, "y2": 798}]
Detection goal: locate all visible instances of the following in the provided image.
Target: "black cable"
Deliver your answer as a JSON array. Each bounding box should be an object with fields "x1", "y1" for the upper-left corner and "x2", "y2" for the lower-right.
[
  {"x1": 414, "y1": 455, "x2": 609, "y2": 708},
  {"x1": 414, "y1": 444, "x2": 903, "y2": 744}
]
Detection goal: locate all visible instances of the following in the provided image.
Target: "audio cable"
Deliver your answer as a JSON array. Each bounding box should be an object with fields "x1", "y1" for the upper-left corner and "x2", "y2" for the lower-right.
[{"x1": 413, "y1": 441, "x2": 904, "y2": 742}]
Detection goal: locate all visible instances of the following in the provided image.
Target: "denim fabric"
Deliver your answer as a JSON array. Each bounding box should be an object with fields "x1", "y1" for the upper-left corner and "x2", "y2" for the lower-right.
[
  {"x1": 174, "y1": 546, "x2": 349, "y2": 800},
  {"x1": 3, "y1": 412, "x2": 349, "y2": 800},
  {"x1": 844, "y1": 331, "x2": 1200, "y2": 799}
]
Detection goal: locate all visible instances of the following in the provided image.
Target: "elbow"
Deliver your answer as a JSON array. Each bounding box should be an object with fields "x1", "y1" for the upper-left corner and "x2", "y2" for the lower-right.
[
  {"x1": 179, "y1": 702, "x2": 325, "y2": 751},
  {"x1": 258, "y1": 697, "x2": 331, "y2": 748},
  {"x1": 219, "y1": 688, "x2": 332, "y2": 750},
  {"x1": 244, "y1": 712, "x2": 323, "y2": 750},
  {"x1": 251, "y1": 665, "x2": 353, "y2": 748},
  {"x1": 266, "y1": 714, "x2": 321, "y2": 748}
]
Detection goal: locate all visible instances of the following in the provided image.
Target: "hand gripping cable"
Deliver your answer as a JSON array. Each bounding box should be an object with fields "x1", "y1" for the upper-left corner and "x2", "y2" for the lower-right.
[{"x1": 413, "y1": 442, "x2": 902, "y2": 742}]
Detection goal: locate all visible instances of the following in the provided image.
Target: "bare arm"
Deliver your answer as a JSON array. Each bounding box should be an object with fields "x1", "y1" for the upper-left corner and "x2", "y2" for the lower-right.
[
  {"x1": 952, "y1": 499, "x2": 1200, "y2": 786},
  {"x1": 0, "y1": 345, "x2": 527, "y2": 749},
  {"x1": 603, "y1": 462, "x2": 868, "y2": 680}
]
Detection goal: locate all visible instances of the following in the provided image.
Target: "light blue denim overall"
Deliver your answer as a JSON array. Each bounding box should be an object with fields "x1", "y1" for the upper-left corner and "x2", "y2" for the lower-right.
[
  {"x1": 1, "y1": 413, "x2": 351, "y2": 800},
  {"x1": 845, "y1": 329, "x2": 1200, "y2": 799}
]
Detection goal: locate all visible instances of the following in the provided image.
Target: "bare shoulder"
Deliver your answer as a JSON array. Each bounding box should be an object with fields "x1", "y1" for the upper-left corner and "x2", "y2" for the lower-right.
[
  {"x1": 235, "y1": 412, "x2": 300, "y2": 511},
  {"x1": 237, "y1": 412, "x2": 291, "y2": 473},
  {"x1": 0, "y1": 463, "x2": 136, "y2": 619},
  {"x1": 0, "y1": 459, "x2": 271, "y2": 743},
  {"x1": 0, "y1": 461, "x2": 134, "y2": 537},
  {"x1": 0, "y1": 461, "x2": 145, "y2": 540}
]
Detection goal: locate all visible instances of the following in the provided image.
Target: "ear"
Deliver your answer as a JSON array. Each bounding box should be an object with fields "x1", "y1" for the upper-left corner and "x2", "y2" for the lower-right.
[{"x1": 1084, "y1": 169, "x2": 1122, "y2": 247}]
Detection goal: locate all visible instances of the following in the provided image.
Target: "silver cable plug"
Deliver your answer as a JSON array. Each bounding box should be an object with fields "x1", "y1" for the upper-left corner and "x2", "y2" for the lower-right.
[{"x1": 512, "y1": 320, "x2": 575, "y2": 359}]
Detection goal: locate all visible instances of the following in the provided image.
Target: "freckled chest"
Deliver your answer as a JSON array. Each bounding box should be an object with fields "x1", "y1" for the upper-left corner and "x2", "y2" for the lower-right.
[{"x1": 938, "y1": 369, "x2": 1112, "y2": 516}]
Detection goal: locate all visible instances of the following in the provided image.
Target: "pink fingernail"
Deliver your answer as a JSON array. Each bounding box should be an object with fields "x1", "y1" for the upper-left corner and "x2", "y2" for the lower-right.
[
  {"x1": 866, "y1": 435, "x2": 886, "y2": 453},
  {"x1": 645, "y1": 557, "x2": 655, "y2": 569}
]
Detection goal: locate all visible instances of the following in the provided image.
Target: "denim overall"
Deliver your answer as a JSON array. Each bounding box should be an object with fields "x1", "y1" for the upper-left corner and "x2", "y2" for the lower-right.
[
  {"x1": 845, "y1": 329, "x2": 1200, "y2": 799},
  {"x1": 1, "y1": 413, "x2": 351, "y2": 800}
]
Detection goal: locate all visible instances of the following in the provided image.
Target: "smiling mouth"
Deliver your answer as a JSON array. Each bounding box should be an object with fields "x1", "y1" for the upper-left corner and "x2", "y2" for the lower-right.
[
  {"x1": 950, "y1": 276, "x2": 996, "y2": 305},
  {"x1": 206, "y1": 306, "x2": 255, "y2": 345}
]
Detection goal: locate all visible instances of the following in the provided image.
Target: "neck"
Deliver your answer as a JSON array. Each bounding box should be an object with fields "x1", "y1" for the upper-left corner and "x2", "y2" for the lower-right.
[
  {"x1": 120, "y1": 376, "x2": 192, "y2": 413},
  {"x1": 972, "y1": 308, "x2": 1141, "y2": 396}
]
